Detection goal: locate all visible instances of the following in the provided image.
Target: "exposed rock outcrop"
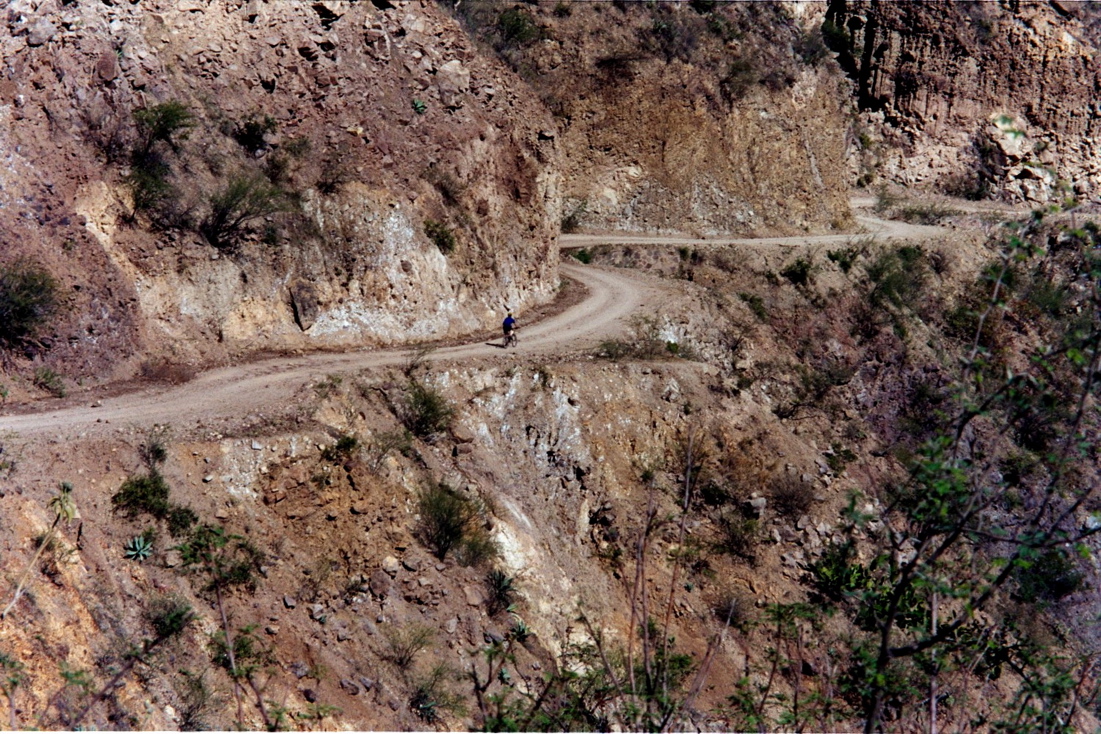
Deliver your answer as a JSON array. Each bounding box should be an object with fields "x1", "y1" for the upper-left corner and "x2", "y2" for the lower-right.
[
  {"x1": 826, "y1": 0, "x2": 1101, "y2": 202},
  {"x1": 1, "y1": 0, "x2": 560, "y2": 374},
  {"x1": 447, "y1": 1, "x2": 853, "y2": 235}
]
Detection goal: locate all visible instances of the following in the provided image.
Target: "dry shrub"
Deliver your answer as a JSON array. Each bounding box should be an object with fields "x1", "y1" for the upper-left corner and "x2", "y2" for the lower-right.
[{"x1": 770, "y1": 473, "x2": 815, "y2": 518}]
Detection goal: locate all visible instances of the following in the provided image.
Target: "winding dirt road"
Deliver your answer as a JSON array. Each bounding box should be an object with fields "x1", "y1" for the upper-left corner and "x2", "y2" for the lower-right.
[{"x1": 0, "y1": 212, "x2": 948, "y2": 437}]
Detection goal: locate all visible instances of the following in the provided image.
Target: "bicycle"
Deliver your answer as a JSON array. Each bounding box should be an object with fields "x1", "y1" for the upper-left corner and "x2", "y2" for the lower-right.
[{"x1": 504, "y1": 330, "x2": 518, "y2": 349}]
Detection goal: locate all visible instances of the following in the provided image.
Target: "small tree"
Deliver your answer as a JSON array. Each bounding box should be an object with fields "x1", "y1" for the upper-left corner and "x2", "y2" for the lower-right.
[
  {"x1": 176, "y1": 524, "x2": 268, "y2": 728},
  {"x1": 1, "y1": 482, "x2": 78, "y2": 620},
  {"x1": 0, "y1": 652, "x2": 25, "y2": 729},
  {"x1": 844, "y1": 230, "x2": 1101, "y2": 732}
]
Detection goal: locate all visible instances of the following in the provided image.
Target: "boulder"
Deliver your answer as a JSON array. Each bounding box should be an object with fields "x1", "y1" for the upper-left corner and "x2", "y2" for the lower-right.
[{"x1": 26, "y1": 19, "x2": 57, "y2": 47}]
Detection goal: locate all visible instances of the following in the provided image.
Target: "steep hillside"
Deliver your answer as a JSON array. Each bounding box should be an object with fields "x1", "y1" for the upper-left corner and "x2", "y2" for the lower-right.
[
  {"x1": 827, "y1": 0, "x2": 1101, "y2": 203},
  {"x1": 3, "y1": 201, "x2": 1101, "y2": 731},
  {"x1": 0, "y1": 0, "x2": 859, "y2": 396},
  {"x1": 449, "y1": 0, "x2": 853, "y2": 235},
  {"x1": 2, "y1": 0, "x2": 560, "y2": 382}
]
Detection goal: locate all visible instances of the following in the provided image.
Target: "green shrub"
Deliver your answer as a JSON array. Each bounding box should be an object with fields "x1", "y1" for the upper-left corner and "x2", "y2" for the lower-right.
[
  {"x1": 321, "y1": 434, "x2": 359, "y2": 462},
  {"x1": 424, "y1": 220, "x2": 455, "y2": 254},
  {"x1": 828, "y1": 246, "x2": 859, "y2": 274},
  {"x1": 233, "y1": 114, "x2": 276, "y2": 154},
  {"x1": 148, "y1": 596, "x2": 194, "y2": 640},
  {"x1": 866, "y1": 245, "x2": 927, "y2": 310},
  {"x1": 31, "y1": 367, "x2": 65, "y2": 397},
  {"x1": 200, "y1": 174, "x2": 286, "y2": 249},
  {"x1": 114, "y1": 468, "x2": 197, "y2": 537},
  {"x1": 113, "y1": 471, "x2": 171, "y2": 519},
  {"x1": 825, "y1": 444, "x2": 857, "y2": 474},
  {"x1": 176, "y1": 524, "x2": 264, "y2": 594},
  {"x1": 810, "y1": 542, "x2": 866, "y2": 602},
  {"x1": 571, "y1": 248, "x2": 592, "y2": 264},
  {"x1": 738, "y1": 292, "x2": 768, "y2": 321},
  {"x1": 0, "y1": 261, "x2": 59, "y2": 349},
  {"x1": 411, "y1": 99, "x2": 427, "y2": 115},
  {"x1": 133, "y1": 101, "x2": 193, "y2": 156},
  {"x1": 410, "y1": 663, "x2": 463, "y2": 723},
  {"x1": 403, "y1": 380, "x2": 454, "y2": 437},
  {"x1": 485, "y1": 569, "x2": 516, "y2": 617},
  {"x1": 126, "y1": 160, "x2": 176, "y2": 215},
  {"x1": 715, "y1": 510, "x2": 758, "y2": 560},
  {"x1": 167, "y1": 506, "x2": 198, "y2": 537},
  {"x1": 417, "y1": 484, "x2": 496, "y2": 563},
  {"x1": 781, "y1": 257, "x2": 814, "y2": 287},
  {"x1": 497, "y1": 8, "x2": 542, "y2": 47},
  {"x1": 455, "y1": 532, "x2": 497, "y2": 567}
]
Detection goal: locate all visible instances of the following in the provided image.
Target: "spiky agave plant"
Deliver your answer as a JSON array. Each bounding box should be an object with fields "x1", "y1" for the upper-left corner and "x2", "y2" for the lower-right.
[{"x1": 124, "y1": 535, "x2": 153, "y2": 561}]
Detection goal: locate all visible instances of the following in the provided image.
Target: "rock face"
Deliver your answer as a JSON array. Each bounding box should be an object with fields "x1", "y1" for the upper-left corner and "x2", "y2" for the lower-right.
[
  {"x1": 825, "y1": 0, "x2": 1101, "y2": 202},
  {"x1": 455, "y1": 1, "x2": 853, "y2": 235},
  {"x1": 0, "y1": 0, "x2": 560, "y2": 374}
]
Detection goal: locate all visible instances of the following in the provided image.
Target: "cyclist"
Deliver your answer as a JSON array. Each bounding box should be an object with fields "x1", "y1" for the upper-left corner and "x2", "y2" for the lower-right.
[{"x1": 502, "y1": 312, "x2": 517, "y2": 347}]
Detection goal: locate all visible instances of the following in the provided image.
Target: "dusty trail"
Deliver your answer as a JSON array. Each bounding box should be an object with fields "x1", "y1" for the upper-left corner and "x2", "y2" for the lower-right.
[
  {"x1": 559, "y1": 214, "x2": 944, "y2": 250},
  {"x1": 0, "y1": 210, "x2": 954, "y2": 437}
]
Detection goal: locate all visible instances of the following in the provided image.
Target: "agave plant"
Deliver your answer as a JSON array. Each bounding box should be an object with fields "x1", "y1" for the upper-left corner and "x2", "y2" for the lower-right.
[
  {"x1": 124, "y1": 535, "x2": 153, "y2": 562},
  {"x1": 411, "y1": 99, "x2": 427, "y2": 115}
]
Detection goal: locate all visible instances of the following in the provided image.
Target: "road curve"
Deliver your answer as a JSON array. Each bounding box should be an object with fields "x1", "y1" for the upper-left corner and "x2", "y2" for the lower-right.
[
  {"x1": 0, "y1": 212, "x2": 948, "y2": 438},
  {"x1": 0, "y1": 262, "x2": 667, "y2": 437}
]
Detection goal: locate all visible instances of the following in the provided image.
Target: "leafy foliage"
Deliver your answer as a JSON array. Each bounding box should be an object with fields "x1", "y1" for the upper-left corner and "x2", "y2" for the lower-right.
[
  {"x1": 0, "y1": 260, "x2": 59, "y2": 349},
  {"x1": 233, "y1": 114, "x2": 276, "y2": 154},
  {"x1": 113, "y1": 471, "x2": 171, "y2": 520},
  {"x1": 496, "y1": 8, "x2": 543, "y2": 47},
  {"x1": 424, "y1": 219, "x2": 456, "y2": 254},
  {"x1": 133, "y1": 101, "x2": 193, "y2": 156},
  {"x1": 176, "y1": 524, "x2": 264, "y2": 595},
  {"x1": 321, "y1": 434, "x2": 358, "y2": 462},
  {"x1": 780, "y1": 257, "x2": 814, "y2": 287}
]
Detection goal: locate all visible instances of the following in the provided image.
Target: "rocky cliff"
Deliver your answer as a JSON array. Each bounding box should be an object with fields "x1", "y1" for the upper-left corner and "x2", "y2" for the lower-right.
[
  {"x1": 1, "y1": 0, "x2": 858, "y2": 389},
  {"x1": 452, "y1": 0, "x2": 853, "y2": 235},
  {"x1": 2, "y1": 0, "x2": 560, "y2": 379},
  {"x1": 826, "y1": 0, "x2": 1101, "y2": 203}
]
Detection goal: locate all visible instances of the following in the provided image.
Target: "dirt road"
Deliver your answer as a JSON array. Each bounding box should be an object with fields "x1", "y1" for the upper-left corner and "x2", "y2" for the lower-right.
[{"x1": 0, "y1": 210, "x2": 952, "y2": 438}]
